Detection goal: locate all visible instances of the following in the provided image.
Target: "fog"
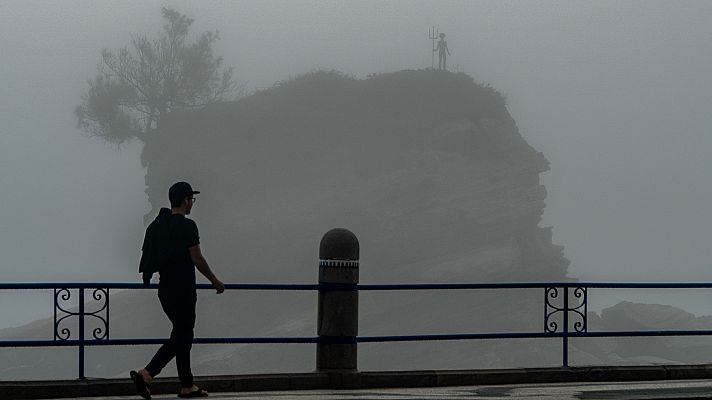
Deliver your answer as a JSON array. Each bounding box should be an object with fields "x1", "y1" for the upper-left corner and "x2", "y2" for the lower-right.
[{"x1": 1, "y1": 0, "x2": 711, "y2": 329}]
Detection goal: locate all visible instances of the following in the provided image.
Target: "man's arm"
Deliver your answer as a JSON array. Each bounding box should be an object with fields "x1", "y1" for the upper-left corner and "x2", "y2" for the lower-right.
[{"x1": 189, "y1": 244, "x2": 225, "y2": 293}]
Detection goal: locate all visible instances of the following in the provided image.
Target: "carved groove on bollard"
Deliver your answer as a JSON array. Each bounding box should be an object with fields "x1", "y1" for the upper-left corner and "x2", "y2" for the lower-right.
[{"x1": 319, "y1": 259, "x2": 360, "y2": 268}]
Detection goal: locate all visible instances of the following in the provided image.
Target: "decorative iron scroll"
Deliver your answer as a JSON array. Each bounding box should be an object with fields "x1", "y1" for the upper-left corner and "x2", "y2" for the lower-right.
[
  {"x1": 544, "y1": 286, "x2": 587, "y2": 334},
  {"x1": 54, "y1": 288, "x2": 109, "y2": 341},
  {"x1": 570, "y1": 287, "x2": 587, "y2": 333}
]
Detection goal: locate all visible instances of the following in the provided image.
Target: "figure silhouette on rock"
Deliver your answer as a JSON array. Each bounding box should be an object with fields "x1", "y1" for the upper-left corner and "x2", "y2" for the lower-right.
[{"x1": 434, "y1": 33, "x2": 451, "y2": 70}]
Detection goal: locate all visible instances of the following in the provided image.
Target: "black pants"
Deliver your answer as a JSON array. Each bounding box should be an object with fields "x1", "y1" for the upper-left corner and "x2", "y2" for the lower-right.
[{"x1": 145, "y1": 289, "x2": 197, "y2": 388}]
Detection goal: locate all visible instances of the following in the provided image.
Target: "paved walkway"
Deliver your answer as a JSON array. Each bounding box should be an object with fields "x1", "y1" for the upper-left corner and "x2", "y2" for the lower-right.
[{"x1": 65, "y1": 380, "x2": 712, "y2": 399}]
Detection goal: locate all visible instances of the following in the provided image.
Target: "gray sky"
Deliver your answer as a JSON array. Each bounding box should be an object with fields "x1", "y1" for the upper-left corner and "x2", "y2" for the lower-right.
[{"x1": 1, "y1": 1, "x2": 711, "y2": 323}]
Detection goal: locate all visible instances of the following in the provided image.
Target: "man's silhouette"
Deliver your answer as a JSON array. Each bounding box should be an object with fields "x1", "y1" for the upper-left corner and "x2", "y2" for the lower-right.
[
  {"x1": 434, "y1": 32, "x2": 451, "y2": 70},
  {"x1": 131, "y1": 181, "x2": 225, "y2": 399}
]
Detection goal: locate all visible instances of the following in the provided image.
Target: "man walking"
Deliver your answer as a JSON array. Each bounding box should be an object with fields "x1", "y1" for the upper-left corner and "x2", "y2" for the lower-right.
[{"x1": 131, "y1": 181, "x2": 225, "y2": 399}]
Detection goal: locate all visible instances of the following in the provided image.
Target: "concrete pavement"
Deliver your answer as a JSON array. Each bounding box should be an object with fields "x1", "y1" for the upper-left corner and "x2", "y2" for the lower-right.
[
  {"x1": 6, "y1": 366, "x2": 712, "y2": 400},
  {"x1": 52, "y1": 380, "x2": 712, "y2": 400}
]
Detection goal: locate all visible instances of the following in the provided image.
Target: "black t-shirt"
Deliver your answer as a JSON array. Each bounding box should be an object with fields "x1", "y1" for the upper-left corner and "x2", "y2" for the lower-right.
[{"x1": 158, "y1": 214, "x2": 200, "y2": 293}]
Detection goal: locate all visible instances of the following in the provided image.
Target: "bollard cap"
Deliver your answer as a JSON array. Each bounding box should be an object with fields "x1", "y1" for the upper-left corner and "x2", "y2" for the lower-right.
[{"x1": 319, "y1": 228, "x2": 359, "y2": 261}]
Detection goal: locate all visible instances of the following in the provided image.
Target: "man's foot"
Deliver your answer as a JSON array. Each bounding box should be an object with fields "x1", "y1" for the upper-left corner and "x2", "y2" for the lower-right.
[
  {"x1": 178, "y1": 386, "x2": 209, "y2": 398},
  {"x1": 130, "y1": 370, "x2": 151, "y2": 400},
  {"x1": 138, "y1": 368, "x2": 153, "y2": 384}
]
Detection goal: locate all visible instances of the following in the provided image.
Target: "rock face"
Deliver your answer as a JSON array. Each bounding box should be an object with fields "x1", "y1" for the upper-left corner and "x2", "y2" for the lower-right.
[
  {"x1": 1, "y1": 70, "x2": 573, "y2": 379},
  {"x1": 142, "y1": 70, "x2": 569, "y2": 284}
]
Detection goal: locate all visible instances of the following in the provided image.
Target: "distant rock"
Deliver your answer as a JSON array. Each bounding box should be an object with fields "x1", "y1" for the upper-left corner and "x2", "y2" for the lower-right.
[
  {"x1": 600, "y1": 301, "x2": 696, "y2": 330},
  {"x1": 583, "y1": 301, "x2": 712, "y2": 364}
]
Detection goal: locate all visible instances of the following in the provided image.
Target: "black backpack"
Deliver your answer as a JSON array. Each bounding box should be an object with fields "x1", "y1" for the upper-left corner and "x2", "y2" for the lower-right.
[{"x1": 138, "y1": 208, "x2": 173, "y2": 285}]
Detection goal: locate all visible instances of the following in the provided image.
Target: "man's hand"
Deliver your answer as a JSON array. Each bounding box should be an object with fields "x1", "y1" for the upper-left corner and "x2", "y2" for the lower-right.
[
  {"x1": 212, "y1": 279, "x2": 225, "y2": 294},
  {"x1": 190, "y1": 245, "x2": 224, "y2": 294},
  {"x1": 142, "y1": 272, "x2": 152, "y2": 287}
]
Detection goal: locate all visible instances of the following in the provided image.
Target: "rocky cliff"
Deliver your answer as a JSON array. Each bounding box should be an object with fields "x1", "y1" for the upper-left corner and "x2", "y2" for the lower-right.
[{"x1": 142, "y1": 69, "x2": 569, "y2": 284}]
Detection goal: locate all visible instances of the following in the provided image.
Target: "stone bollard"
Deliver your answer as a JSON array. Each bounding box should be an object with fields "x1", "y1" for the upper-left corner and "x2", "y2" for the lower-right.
[{"x1": 317, "y1": 228, "x2": 359, "y2": 372}]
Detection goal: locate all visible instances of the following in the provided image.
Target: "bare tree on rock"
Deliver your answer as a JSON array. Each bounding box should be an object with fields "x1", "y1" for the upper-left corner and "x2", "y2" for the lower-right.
[{"x1": 75, "y1": 7, "x2": 236, "y2": 144}]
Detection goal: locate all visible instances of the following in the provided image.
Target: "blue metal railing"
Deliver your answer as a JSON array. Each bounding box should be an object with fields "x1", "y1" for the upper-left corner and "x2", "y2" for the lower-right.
[{"x1": 3, "y1": 281, "x2": 712, "y2": 379}]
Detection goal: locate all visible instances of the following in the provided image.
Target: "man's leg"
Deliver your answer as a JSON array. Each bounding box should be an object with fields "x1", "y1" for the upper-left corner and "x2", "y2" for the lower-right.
[
  {"x1": 174, "y1": 297, "x2": 197, "y2": 388},
  {"x1": 144, "y1": 291, "x2": 181, "y2": 378}
]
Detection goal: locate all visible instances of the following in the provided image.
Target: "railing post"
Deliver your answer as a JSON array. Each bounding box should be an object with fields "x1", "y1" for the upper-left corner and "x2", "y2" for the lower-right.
[
  {"x1": 563, "y1": 286, "x2": 569, "y2": 367},
  {"x1": 78, "y1": 287, "x2": 85, "y2": 379},
  {"x1": 317, "y1": 228, "x2": 359, "y2": 372}
]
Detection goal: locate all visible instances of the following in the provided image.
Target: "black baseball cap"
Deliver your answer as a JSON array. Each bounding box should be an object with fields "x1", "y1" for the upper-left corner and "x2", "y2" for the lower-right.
[{"x1": 169, "y1": 181, "x2": 200, "y2": 205}]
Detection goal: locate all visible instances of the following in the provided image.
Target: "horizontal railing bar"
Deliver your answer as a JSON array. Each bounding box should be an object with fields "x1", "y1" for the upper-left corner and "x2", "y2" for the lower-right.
[
  {"x1": 223, "y1": 284, "x2": 322, "y2": 291},
  {"x1": 563, "y1": 283, "x2": 712, "y2": 289},
  {"x1": 361, "y1": 330, "x2": 712, "y2": 342},
  {"x1": 569, "y1": 330, "x2": 712, "y2": 337},
  {"x1": 360, "y1": 283, "x2": 552, "y2": 290},
  {"x1": 0, "y1": 337, "x2": 323, "y2": 347},
  {"x1": 5, "y1": 282, "x2": 712, "y2": 290},
  {"x1": 358, "y1": 332, "x2": 556, "y2": 342},
  {"x1": 0, "y1": 340, "x2": 102, "y2": 347},
  {"x1": 6, "y1": 329, "x2": 712, "y2": 348},
  {"x1": 0, "y1": 283, "x2": 322, "y2": 290},
  {"x1": 359, "y1": 283, "x2": 712, "y2": 290},
  {"x1": 191, "y1": 337, "x2": 324, "y2": 344}
]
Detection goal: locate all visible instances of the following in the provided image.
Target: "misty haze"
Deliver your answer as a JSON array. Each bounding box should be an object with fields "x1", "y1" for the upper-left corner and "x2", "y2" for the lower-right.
[{"x1": 1, "y1": 0, "x2": 711, "y2": 381}]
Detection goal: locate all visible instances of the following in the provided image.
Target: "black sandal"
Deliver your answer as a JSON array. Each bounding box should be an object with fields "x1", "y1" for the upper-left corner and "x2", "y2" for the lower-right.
[
  {"x1": 130, "y1": 370, "x2": 151, "y2": 400},
  {"x1": 178, "y1": 388, "x2": 209, "y2": 398}
]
